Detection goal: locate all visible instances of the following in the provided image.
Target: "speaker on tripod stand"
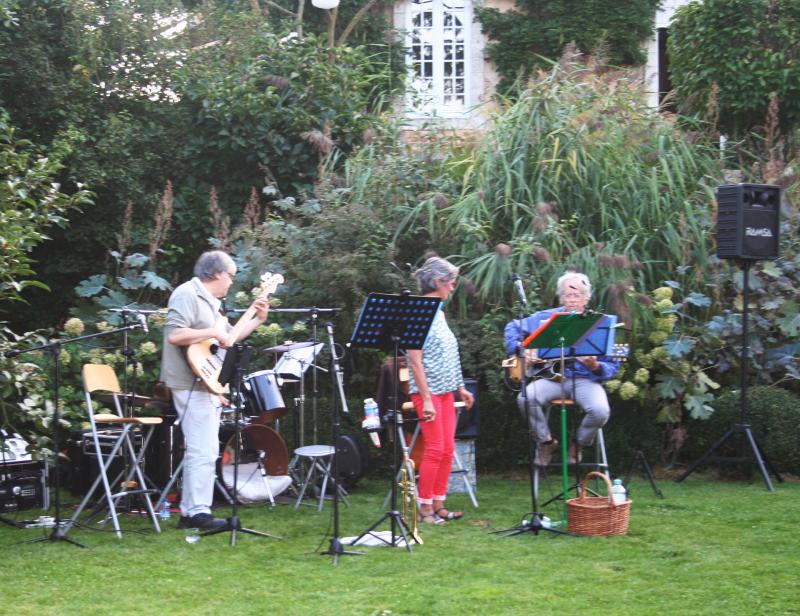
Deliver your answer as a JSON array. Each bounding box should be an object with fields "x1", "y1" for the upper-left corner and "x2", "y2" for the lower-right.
[
  {"x1": 676, "y1": 183, "x2": 783, "y2": 490},
  {"x1": 715, "y1": 183, "x2": 780, "y2": 261}
]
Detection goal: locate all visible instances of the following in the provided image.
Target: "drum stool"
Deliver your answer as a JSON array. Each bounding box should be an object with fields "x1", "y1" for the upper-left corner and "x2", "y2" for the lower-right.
[{"x1": 290, "y1": 445, "x2": 349, "y2": 511}]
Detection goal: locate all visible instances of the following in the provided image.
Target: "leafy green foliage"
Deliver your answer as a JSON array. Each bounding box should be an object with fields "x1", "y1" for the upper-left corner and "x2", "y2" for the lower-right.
[
  {"x1": 682, "y1": 385, "x2": 800, "y2": 475},
  {"x1": 177, "y1": 24, "x2": 397, "y2": 200},
  {"x1": 669, "y1": 0, "x2": 800, "y2": 137},
  {"x1": 0, "y1": 112, "x2": 92, "y2": 307},
  {"x1": 475, "y1": 0, "x2": 660, "y2": 92},
  {"x1": 395, "y1": 59, "x2": 724, "y2": 319}
]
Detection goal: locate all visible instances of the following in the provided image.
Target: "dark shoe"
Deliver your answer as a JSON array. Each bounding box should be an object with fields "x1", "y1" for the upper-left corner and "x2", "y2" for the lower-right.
[
  {"x1": 177, "y1": 513, "x2": 227, "y2": 531},
  {"x1": 568, "y1": 442, "x2": 582, "y2": 465},
  {"x1": 534, "y1": 439, "x2": 558, "y2": 466}
]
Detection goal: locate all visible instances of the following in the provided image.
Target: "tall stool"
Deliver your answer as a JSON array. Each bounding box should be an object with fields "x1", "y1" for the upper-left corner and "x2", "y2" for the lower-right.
[
  {"x1": 290, "y1": 445, "x2": 349, "y2": 511},
  {"x1": 533, "y1": 398, "x2": 609, "y2": 506}
]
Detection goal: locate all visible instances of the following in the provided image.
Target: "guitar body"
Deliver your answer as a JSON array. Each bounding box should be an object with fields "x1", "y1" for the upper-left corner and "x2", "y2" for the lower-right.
[
  {"x1": 186, "y1": 316, "x2": 229, "y2": 394},
  {"x1": 186, "y1": 272, "x2": 284, "y2": 394},
  {"x1": 503, "y1": 343, "x2": 630, "y2": 391}
]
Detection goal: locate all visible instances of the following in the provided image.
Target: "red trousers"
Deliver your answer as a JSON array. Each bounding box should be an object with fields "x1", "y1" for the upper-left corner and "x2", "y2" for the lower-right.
[{"x1": 410, "y1": 391, "x2": 456, "y2": 503}]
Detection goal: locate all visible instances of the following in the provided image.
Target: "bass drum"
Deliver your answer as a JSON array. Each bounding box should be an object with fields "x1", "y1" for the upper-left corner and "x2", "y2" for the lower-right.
[{"x1": 219, "y1": 423, "x2": 289, "y2": 477}]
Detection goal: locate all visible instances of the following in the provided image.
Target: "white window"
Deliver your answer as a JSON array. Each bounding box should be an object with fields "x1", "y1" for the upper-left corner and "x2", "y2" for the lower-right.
[{"x1": 406, "y1": 0, "x2": 470, "y2": 116}]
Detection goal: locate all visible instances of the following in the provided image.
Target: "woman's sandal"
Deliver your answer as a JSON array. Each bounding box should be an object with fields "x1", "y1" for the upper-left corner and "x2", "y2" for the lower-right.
[
  {"x1": 419, "y1": 513, "x2": 446, "y2": 525},
  {"x1": 435, "y1": 508, "x2": 463, "y2": 521}
]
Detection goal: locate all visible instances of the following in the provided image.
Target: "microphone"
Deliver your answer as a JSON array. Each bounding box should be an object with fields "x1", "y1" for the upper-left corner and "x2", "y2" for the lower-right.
[
  {"x1": 136, "y1": 313, "x2": 149, "y2": 334},
  {"x1": 512, "y1": 274, "x2": 528, "y2": 307}
]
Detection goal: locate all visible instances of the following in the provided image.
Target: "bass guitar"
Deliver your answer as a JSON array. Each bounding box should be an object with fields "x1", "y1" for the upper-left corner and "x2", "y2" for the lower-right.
[{"x1": 186, "y1": 272, "x2": 284, "y2": 394}]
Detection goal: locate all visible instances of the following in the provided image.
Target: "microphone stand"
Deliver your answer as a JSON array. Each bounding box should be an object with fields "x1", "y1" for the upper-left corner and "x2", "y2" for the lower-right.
[
  {"x1": 202, "y1": 344, "x2": 281, "y2": 545},
  {"x1": 321, "y1": 322, "x2": 363, "y2": 564},
  {"x1": 5, "y1": 323, "x2": 146, "y2": 548},
  {"x1": 494, "y1": 288, "x2": 571, "y2": 537}
]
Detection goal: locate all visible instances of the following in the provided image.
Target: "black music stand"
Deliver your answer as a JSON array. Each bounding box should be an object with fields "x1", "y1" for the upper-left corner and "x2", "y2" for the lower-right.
[
  {"x1": 202, "y1": 343, "x2": 281, "y2": 545},
  {"x1": 495, "y1": 311, "x2": 604, "y2": 537},
  {"x1": 349, "y1": 291, "x2": 441, "y2": 550}
]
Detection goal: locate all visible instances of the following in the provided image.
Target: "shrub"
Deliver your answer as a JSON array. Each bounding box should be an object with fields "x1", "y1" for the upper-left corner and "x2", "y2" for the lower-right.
[{"x1": 680, "y1": 386, "x2": 800, "y2": 476}]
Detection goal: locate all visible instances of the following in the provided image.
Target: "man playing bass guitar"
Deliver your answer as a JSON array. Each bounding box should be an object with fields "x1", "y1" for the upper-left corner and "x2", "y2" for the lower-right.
[
  {"x1": 161, "y1": 250, "x2": 271, "y2": 530},
  {"x1": 503, "y1": 271, "x2": 620, "y2": 467}
]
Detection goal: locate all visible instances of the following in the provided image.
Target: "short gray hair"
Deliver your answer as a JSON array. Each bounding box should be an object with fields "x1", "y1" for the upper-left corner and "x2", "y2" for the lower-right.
[
  {"x1": 194, "y1": 250, "x2": 235, "y2": 281},
  {"x1": 556, "y1": 271, "x2": 592, "y2": 301},
  {"x1": 413, "y1": 256, "x2": 459, "y2": 294}
]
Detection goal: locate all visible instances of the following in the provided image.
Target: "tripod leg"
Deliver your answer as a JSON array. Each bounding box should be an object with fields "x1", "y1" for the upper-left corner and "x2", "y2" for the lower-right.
[
  {"x1": 675, "y1": 425, "x2": 737, "y2": 483},
  {"x1": 742, "y1": 426, "x2": 775, "y2": 492}
]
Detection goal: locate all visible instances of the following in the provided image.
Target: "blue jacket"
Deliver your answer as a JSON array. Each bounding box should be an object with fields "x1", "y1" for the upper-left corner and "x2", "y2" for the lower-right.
[{"x1": 503, "y1": 307, "x2": 620, "y2": 383}]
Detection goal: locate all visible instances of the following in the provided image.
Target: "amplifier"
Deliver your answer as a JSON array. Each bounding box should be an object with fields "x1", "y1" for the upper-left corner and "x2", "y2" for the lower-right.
[{"x1": 0, "y1": 463, "x2": 47, "y2": 512}]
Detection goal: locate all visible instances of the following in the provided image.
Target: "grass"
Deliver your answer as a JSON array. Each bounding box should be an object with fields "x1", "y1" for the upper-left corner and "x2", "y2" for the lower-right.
[{"x1": 1, "y1": 473, "x2": 799, "y2": 615}]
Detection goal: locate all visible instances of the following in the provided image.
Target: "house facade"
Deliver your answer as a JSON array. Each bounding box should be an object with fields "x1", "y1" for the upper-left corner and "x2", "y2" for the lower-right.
[{"x1": 393, "y1": 0, "x2": 692, "y2": 128}]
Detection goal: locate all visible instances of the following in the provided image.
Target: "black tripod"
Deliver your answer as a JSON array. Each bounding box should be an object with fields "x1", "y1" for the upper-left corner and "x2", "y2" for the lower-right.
[
  {"x1": 676, "y1": 261, "x2": 782, "y2": 491},
  {"x1": 5, "y1": 323, "x2": 146, "y2": 547},
  {"x1": 624, "y1": 449, "x2": 664, "y2": 498},
  {"x1": 202, "y1": 344, "x2": 281, "y2": 545},
  {"x1": 320, "y1": 322, "x2": 363, "y2": 564}
]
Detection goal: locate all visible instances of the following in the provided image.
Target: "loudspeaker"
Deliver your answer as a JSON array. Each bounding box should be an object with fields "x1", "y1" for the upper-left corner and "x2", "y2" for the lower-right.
[
  {"x1": 0, "y1": 462, "x2": 47, "y2": 512},
  {"x1": 716, "y1": 183, "x2": 780, "y2": 260}
]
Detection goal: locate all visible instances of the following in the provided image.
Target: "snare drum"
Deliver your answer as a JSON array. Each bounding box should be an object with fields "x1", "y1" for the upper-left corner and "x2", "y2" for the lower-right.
[{"x1": 242, "y1": 370, "x2": 287, "y2": 423}]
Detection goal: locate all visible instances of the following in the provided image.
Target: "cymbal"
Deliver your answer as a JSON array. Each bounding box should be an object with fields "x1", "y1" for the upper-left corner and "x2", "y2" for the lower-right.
[{"x1": 263, "y1": 340, "x2": 316, "y2": 353}]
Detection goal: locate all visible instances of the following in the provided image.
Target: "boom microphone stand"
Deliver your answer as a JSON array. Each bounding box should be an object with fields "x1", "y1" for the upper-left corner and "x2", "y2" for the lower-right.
[
  {"x1": 5, "y1": 322, "x2": 146, "y2": 547},
  {"x1": 202, "y1": 343, "x2": 280, "y2": 545},
  {"x1": 493, "y1": 293, "x2": 572, "y2": 538},
  {"x1": 320, "y1": 322, "x2": 363, "y2": 564}
]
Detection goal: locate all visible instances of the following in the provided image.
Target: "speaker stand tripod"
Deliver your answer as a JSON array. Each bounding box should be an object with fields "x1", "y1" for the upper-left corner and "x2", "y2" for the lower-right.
[
  {"x1": 675, "y1": 261, "x2": 782, "y2": 491},
  {"x1": 624, "y1": 450, "x2": 663, "y2": 498}
]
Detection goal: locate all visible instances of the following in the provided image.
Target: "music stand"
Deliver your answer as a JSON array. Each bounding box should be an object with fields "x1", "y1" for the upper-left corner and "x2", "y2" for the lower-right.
[
  {"x1": 496, "y1": 311, "x2": 604, "y2": 536},
  {"x1": 202, "y1": 343, "x2": 281, "y2": 545},
  {"x1": 349, "y1": 292, "x2": 441, "y2": 550}
]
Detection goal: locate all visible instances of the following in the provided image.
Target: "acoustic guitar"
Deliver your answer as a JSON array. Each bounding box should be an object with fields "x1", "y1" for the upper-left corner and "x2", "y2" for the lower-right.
[
  {"x1": 186, "y1": 272, "x2": 284, "y2": 394},
  {"x1": 503, "y1": 343, "x2": 630, "y2": 391}
]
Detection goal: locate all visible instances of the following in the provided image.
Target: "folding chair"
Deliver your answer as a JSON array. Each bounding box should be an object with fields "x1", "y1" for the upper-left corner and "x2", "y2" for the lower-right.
[{"x1": 63, "y1": 364, "x2": 162, "y2": 538}]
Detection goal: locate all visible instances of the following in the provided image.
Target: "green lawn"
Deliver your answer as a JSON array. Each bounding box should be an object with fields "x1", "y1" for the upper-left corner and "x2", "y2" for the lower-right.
[{"x1": 1, "y1": 474, "x2": 798, "y2": 615}]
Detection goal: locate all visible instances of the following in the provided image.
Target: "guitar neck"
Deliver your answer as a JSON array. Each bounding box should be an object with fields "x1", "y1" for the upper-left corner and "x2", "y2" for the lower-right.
[{"x1": 226, "y1": 304, "x2": 259, "y2": 344}]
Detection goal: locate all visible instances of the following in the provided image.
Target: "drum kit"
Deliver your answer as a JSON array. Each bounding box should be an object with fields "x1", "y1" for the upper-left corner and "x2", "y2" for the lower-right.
[{"x1": 214, "y1": 340, "x2": 325, "y2": 504}]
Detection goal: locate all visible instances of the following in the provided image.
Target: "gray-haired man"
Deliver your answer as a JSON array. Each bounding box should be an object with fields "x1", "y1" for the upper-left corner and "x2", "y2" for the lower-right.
[{"x1": 161, "y1": 250, "x2": 269, "y2": 530}]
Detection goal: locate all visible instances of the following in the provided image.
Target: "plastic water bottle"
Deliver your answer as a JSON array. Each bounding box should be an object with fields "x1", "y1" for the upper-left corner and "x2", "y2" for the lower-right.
[
  {"x1": 159, "y1": 499, "x2": 171, "y2": 520},
  {"x1": 362, "y1": 398, "x2": 381, "y2": 448},
  {"x1": 611, "y1": 479, "x2": 627, "y2": 505}
]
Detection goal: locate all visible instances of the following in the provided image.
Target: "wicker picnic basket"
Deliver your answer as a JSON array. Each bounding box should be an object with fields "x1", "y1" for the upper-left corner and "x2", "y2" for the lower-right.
[{"x1": 566, "y1": 471, "x2": 632, "y2": 536}]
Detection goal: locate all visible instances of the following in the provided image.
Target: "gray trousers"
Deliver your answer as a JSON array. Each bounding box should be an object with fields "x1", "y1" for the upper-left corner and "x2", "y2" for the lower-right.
[
  {"x1": 517, "y1": 377, "x2": 610, "y2": 446},
  {"x1": 171, "y1": 388, "x2": 221, "y2": 518}
]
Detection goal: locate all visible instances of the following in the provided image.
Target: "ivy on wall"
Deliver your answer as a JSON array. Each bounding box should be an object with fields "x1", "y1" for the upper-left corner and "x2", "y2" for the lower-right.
[{"x1": 474, "y1": 0, "x2": 661, "y2": 92}]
